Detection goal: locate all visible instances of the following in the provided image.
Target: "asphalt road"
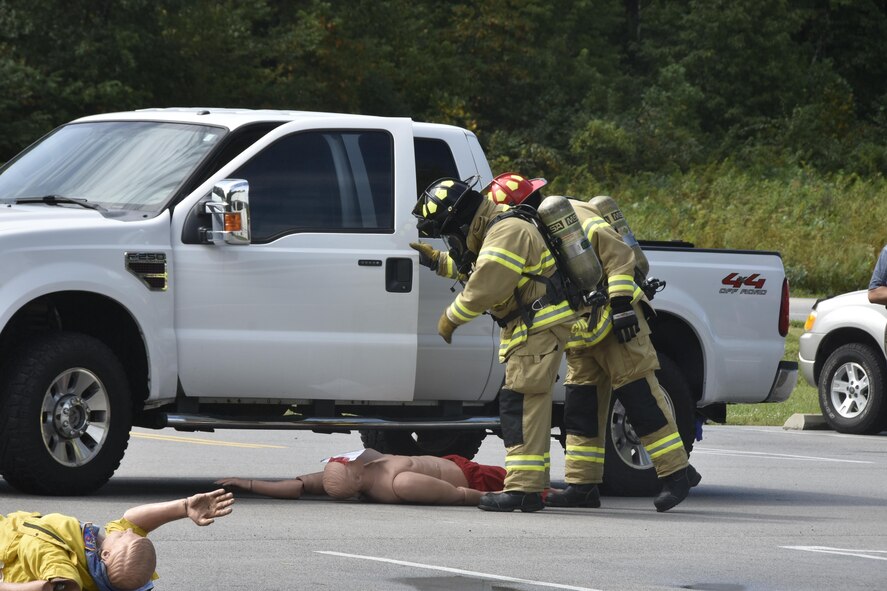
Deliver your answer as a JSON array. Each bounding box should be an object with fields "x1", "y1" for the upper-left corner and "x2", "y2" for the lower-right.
[{"x1": 1, "y1": 425, "x2": 884, "y2": 591}]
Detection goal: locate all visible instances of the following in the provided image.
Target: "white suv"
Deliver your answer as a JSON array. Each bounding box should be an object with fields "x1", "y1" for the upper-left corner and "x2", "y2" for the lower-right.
[{"x1": 799, "y1": 290, "x2": 887, "y2": 434}]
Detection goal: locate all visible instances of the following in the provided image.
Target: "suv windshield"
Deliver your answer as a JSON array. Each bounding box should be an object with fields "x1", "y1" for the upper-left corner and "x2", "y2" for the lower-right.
[{"x1": 0, "y1": 121, "x2": 225, "y2": 213}]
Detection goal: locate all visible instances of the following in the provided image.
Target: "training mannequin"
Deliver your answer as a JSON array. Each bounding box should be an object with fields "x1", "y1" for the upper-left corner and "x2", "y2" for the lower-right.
[
  {"x1": 216, "y1": 448, "x2": 505, "y2": 505},
  {"x1": 0, "y1": 489, "x2": 233, "y2": 591}
]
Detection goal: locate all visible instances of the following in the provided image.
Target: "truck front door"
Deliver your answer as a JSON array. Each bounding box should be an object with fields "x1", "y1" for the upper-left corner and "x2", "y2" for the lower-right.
[{"x1": 172, "y1": 118, "x2": 420, "y2": 401}]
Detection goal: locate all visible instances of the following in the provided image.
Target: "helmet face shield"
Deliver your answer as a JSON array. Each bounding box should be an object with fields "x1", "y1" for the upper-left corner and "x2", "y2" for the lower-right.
[
  {"x1": 413, "y1": 176, "x2": 481, "y2": 238},
  {"x1": 442, "y1": 232, "x2": 475, "y2": 276}
]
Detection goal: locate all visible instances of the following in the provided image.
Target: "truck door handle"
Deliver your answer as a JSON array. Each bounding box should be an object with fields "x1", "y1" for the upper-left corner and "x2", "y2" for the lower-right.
[{"x1": 385, "y1": 257, "x2": 413, "y2": 293}]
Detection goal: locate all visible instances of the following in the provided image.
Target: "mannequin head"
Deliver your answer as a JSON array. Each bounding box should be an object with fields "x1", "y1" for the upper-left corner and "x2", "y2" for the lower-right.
[
  {"x1": 101, "y1": 529, "x2": 157, "y2": 590},
  {"x1": 322, "y1": 459, "x2": 362, "y2": 499}
]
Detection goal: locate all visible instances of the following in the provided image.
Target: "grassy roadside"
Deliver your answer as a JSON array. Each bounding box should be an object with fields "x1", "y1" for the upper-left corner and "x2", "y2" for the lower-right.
[{"x1": 724, "y1": 321, "x2": 820, "y2": 426}]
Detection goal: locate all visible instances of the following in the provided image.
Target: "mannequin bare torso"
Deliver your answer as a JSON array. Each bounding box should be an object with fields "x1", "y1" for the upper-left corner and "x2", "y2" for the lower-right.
[{"x1": 358, "y1": 454, "x2": 471, "y2": 503}]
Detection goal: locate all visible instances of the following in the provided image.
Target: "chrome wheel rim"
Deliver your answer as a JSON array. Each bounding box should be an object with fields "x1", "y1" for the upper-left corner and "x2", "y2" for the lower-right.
[
  {"x1": 40, "y1": 368, "x2": 111, "y2": 466},
  {"x1": 829, "y1": 361, "x2": 869, "y2": 419},
  {"x1": 610, "y1": 387, "x2": 676, "y2": 470}
]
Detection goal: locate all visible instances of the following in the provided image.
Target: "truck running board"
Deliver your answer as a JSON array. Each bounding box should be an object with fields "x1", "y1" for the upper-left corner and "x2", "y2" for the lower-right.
[{"x1": 161, "y1": 413, "x2": 500, "y2": 432}]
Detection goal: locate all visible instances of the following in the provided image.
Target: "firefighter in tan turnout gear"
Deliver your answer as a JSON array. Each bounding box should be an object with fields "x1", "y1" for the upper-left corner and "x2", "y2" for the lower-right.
[
  {"x1": 478, "y1": 173, "x2": 701, "y2": 512},
  {"x1": 411, "y1": 176, "x2": 577, "y2": 512}
]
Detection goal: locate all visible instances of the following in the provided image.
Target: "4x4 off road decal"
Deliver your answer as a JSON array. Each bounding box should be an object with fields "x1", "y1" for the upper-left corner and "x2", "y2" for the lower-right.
[{"x1": 719, "y1": 272, "x2": 767, "y2": 295}]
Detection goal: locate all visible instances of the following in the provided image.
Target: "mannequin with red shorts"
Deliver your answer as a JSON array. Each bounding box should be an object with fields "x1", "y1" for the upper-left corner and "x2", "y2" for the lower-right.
[{"x1": 216, "y1": 448, "x2": 505, "y2": 505}]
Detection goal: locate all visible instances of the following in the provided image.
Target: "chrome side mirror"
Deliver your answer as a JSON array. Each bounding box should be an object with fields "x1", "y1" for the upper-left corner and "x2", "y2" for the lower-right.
[{"x1": 204, "y1": 179, "x2": 251, "y2": 245}]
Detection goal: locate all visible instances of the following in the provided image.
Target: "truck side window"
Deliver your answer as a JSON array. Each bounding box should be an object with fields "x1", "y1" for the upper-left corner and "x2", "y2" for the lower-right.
[
  {"x1": 414, "y1": 138, "x2": 460, "y2": 197},
  {"x1": 233, "y1": 130, "x2": 394, "y2": 242}
]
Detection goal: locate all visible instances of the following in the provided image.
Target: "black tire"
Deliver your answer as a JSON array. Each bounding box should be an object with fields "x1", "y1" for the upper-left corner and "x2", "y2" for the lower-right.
[
  {"x1": 0, "y1": 332, "x2": 133, "y2": 495},
  {"x1": 359, "y1": 429, "x2": 486, "y2": 459},
  {"x1": 818, "y1": 343, "x2": 887, "y2": 435},
  {"x1": 600, "y1": 354, "x2": 696, "y2": 497}
]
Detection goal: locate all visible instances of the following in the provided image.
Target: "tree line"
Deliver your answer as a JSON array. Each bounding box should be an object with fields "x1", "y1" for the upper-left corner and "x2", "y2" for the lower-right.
[{"x1": 2, "y1": 0, "x2": 885, "y2": 179}]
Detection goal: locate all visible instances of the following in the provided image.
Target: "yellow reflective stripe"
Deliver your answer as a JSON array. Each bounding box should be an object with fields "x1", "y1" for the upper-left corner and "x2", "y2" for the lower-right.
[
  {"x1": 647, "y1": 433, "x2": 684, "y2": 459},
  {"x1": 581, "y1": 216, "x2": 609, "y2": 239},
  {"x1": 478, "y1": 246, "x2": 526, "y2": 274},
  {"x1": 608, "y1": 276, "x2": 637, "y2": 298},
  {"x1": 498, "y1": 328, "x2": 529, "y2": 360},
  {"x1": 497, "y1": 301, "x2": 576, "y2": 360},
  {"x1": 565, "y1": 445, "x2": 605, "y2": 463},
  {"x1": 449, "y1": 298, "x2": 482, "y2": 323},
  {"x1": 505, "y1": 454, "x2": 547, "y2": 472},
  {"x1": 544, "y1": 452, "x2": 551, "y2": 469},
  {"x1": 441, "y1": 256, "x2": 457, "y2": 279},
  {"x1": 566, "y1": 445, "x2": 605, "y2": 453},
  {"x1": 566, "y1": 310, "x2": 612, "y2": 349},
  {"x1": 528, "y1": 301, "x2": 576, "y2": 329},
  {"x1": 565, "y1": 455, "x2": 605, "y2": 463},
  {"x1": 607, "y1": 275, "x2": 637, "y2": 296}
]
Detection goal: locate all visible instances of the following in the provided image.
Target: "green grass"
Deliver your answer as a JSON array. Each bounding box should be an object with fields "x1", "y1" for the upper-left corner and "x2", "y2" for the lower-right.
[
  {"x1": 724, "y1": 321, "x2": 820, "y2": 426},
  {"x1": 555, "y1": 165, "x2": 887, "y2": 296}
]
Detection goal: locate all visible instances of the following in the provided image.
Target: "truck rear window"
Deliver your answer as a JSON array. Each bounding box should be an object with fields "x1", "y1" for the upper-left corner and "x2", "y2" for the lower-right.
[{"x1": 414, "y1": 138, "x2": 460, "y2": 197}]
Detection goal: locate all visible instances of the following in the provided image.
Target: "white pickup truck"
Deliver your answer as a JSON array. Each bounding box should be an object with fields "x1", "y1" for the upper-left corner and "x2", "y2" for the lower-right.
[{"x1": 0, "y1": 108, "x2": 797, "y2": 496}]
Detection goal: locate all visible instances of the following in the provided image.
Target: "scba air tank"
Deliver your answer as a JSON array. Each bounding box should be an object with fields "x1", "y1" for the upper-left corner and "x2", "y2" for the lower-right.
[
  {"x1": 537, "y1": 195, "x2": 603, "y2": 292},
  {"x1": 589, "y1": 195, "x2": 650, "y2": 278}
]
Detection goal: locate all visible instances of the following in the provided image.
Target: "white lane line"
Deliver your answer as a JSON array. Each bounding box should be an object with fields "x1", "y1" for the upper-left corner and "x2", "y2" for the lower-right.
[
  {"x1": 781, "y1": 546, "x2": 887, "y2": 561},
  {"x1": 743, "y1": 427, "x2": 887, "y2": 441},
  {"x1": 316, "y1": 551, "x2": 605, "y2": 591},
  {"x1": 693, "y1": 448, "x2": 873, "y2": 464}
]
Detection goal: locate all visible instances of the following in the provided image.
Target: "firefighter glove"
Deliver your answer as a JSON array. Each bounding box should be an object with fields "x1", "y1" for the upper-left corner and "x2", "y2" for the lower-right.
[
  {"x1": 438, "y1": 310, "x2": 458, "y2": 344},
  {"x1": 410, "y1": 241, "x2": 440, "y2": 271},
  {"x1": 610, "y1": 296, "x2": 639, "y2": 343}
]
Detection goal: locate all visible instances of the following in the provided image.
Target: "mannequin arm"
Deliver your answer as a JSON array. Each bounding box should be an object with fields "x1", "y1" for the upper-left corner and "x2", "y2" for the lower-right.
[
  {"x1": 215, "y1": 473, "x2": 326, "y2": 498},
  {"x1": 123, "y1": 488, "x2": 234, "y2": 531},
  {"x1": 390, "y1": 472, "x2": 482, "y2": 505}
]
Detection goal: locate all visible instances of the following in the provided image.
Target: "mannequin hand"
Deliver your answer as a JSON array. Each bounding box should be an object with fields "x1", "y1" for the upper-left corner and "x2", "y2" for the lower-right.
[
  {"x1": 610, "y1": 296, "x2": 639, "y2": 343},
  {"x1": 438, "y1": 310, "x2": 458, "y2": 344},
  {"x1": 214, "y1": 477, "x2": 250, "y2": 492},
  {"x1": 186, "y1": 488, "x2": 235, "y2": 526},
  {"x1": 410, "y1": 242, "x2": 440, "y2": 270}
]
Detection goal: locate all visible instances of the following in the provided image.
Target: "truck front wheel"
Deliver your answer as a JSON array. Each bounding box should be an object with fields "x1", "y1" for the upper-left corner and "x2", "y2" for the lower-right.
[
  {"x1": 0, "y1": 332, "x2": 133, "y2": 495},
  {"x1": 359, "y1": 429, "x2": 486, "y2": 459},
  {"x1": 600, "y1": 354, "x2": 696, "y2": 496}
]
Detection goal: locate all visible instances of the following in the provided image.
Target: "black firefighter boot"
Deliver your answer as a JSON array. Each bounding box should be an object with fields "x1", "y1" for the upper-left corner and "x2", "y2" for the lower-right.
[
  {"x1": 544, "y1": 483, "x2": 601, "y2": 508},
  {"x1": 653, "y1": 464, "x2": 702, "y2": 512},
  {"x1": 478, "y1": 491, "x2": 544, "y2": 513}
]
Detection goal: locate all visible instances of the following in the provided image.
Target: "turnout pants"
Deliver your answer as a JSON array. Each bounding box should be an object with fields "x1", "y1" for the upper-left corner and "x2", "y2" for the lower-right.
[
  {"x1": 564, "y1": 307, "x2": 688, "y2": 483},
  {"x1": 500, "y1": 325, "x2": 571, "y2": 492}
]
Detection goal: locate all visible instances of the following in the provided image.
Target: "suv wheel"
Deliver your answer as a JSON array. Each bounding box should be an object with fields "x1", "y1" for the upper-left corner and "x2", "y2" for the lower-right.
[{"x1": 819, "y1": 343, "x2": 887, "y2": 434}]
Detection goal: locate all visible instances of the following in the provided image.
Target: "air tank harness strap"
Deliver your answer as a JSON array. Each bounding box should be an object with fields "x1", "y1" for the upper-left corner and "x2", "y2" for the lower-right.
[{"x1": 489, "y1": 271, "x2": 566, "y2": 329}]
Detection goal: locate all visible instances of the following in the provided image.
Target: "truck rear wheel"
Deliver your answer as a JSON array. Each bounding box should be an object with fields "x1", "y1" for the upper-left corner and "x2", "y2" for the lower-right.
[
  {"x1": 0, "y1": 332, "x2": 133, "y2": 495},
  {"x1": 359, "y1": 429, "x2": 486, "y2": 459},
  {"x1": 600, "y1": 354, "x2": 696, "y2": 496}
]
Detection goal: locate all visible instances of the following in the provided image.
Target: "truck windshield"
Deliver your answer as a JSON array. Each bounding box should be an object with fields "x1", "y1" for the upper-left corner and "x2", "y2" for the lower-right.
[{"x1": 0, "y1": 121, "x2": 225, "y2": 213}]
